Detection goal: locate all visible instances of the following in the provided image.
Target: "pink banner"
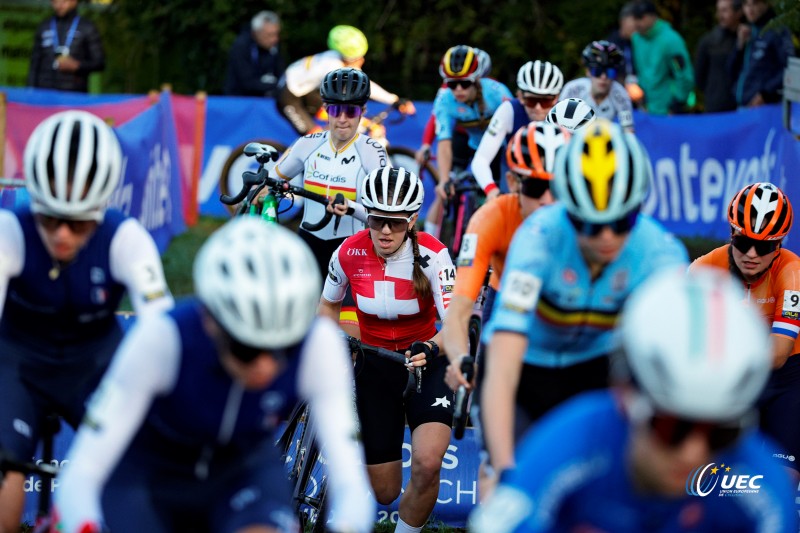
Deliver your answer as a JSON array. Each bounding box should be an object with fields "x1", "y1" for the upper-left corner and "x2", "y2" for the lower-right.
[{"x1": 3, "y1": 97, "x2": 153, "y2": 181}]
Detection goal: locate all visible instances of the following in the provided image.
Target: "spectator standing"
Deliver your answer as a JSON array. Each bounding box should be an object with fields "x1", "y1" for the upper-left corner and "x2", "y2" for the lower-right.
[
  {"x1": 695, "y1": 0, "x2": 743, "y2": 112},
  {"x1": 631, "y1": 0, "x2": 695, "y2": 114},
  {"x1": 27, "y1": 0, "x2": 105, "y2": 92},
  {"x1": 223, "y1": 11, "x2": 285, "y2": 98},
  {"x1": 730, "y1": 0, "x2": 795, "y2": 108},
  {"x1": 606, "y1": 1, "x2": 638, "y2": 83}
]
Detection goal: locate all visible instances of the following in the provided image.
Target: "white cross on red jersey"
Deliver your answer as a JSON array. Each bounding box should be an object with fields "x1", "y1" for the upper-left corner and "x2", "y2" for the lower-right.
[{"x1": 322, "y1": 230, "x2": 455, "y2": 351}]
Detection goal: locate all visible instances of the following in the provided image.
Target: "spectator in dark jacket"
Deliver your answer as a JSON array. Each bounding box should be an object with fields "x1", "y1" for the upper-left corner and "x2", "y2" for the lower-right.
[
  {"x1": 27, "y1": 0, "x2": 106, "y2": 93},
  {"x1": 224, "y1": 11, "x2": 285, "y2": 97},
  {"x1": 695, "y1": 0, "x2": 743, "y2": 112},
  {"x1": 730, "y1": 0, "x2": 795, "y2": 107}
]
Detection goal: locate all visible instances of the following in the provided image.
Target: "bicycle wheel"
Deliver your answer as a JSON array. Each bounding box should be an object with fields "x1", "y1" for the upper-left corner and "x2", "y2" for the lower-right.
[
  {"x1": 387, "y1": 146, "x2": 439, "y2": 184},
  {"x1": 279, "y1": 404, "x2": 328, "y2": 531},
  {"x1": 218, "y1": 139, "x2": 288, "y2": 217}
]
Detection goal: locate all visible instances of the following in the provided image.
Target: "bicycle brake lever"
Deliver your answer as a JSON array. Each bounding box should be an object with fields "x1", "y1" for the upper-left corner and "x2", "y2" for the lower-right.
[{"x1": 332, "y1": 193, "x2": 345, "y2": 236}]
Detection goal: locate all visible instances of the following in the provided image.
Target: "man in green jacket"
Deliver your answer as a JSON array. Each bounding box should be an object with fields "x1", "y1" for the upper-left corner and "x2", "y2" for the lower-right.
[{"x1": 631, "y1": 1, "x2": 695, "y2": 114}]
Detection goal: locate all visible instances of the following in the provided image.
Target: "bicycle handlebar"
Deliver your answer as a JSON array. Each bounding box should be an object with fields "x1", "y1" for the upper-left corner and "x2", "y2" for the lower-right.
[
  {"x1": 453, "y1": 356, "x2": 476, "y2": 440},
  {"x1": 219, "y1": 143, "x2": 357, "y2": 234},
  {"x1": 0, "y1": 449, "x2": 58, "y2": 479},
  {"x1": 345, "y1": 335, "x2": 422, "y2": 394}
]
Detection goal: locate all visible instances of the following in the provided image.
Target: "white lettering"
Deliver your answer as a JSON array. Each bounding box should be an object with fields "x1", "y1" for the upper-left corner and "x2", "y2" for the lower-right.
[
  {"x1": 441, "y1": 444, "x2": 458, "y2": 470},
  {"x1": 642, "y1": 131, "x2": 779, "y2": 230},
  {"x1": 456, "y1": 480, "x2": 478, "y2": 505},
  {"x1": 140, "y1": 144, "x2": 173, "y2": 230}
]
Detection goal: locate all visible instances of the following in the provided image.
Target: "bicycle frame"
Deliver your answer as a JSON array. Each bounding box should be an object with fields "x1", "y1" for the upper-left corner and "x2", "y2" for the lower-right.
[{"x1": 439, "y1": 170, "x2": 484, "y2": 259}]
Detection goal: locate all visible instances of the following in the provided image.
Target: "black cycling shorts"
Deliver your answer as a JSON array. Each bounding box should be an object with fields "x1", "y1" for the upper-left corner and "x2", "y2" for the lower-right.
[
  {"x1": 355, "y1": 353, "x2": 454, "y2": 465},
  {"x1": 759, "y1": 354, "x2": 800, "y2": 472},
  {"x1": 513, "y1": 356, "x2": 610, "y2": 443}
]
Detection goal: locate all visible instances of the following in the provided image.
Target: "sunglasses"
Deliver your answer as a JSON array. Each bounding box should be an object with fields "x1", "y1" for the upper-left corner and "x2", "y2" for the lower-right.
[
  {"x1": 589, "y1": 66, "x2": 618, "y2": 79},
  {"x1": 516, "y1": 175, "x2": 551, "y2": 199},
  {"x1": 446, "y1": 79, "x2": 474, "y2": 90},
  {"x1": 35, "y1": 214, "x2": 97, "y2": 235},
  {"x1": 731, "y1": 235, "x2": 780, "y2": 256},
  {"x1": 521, "y1": 94, "x2": 558, "y2": 108},
  {"x1": 649, "y1": 412, "x2": 745, "y2": 452},
  {"x1": 326, "y1": 104, "x2": 364, "y2": 119},
  {"x1": 366, "y1": 213, "x2": 414, "y2": 232},
  {"x1": 567, "y1": 210, "x2": 639, "y2": 237}
]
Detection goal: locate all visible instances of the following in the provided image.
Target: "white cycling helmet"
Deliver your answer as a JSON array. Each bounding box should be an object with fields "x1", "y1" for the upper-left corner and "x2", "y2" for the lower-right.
[
  {"x1": 553, "y1": 118, "x2": 651, "y2": 224},
  {"x1": 619, "y1": 267, "x2": 771, "y2": 421},
  {"x1": 474, "y1": 47, "x2": 492, "y2": 78},
  {"x1": 546, "y1": 98, "x2": 596, "y2": 132},
  {"x1": 194, "y1": 218, "x2": 321, "y2": 350},
  {"x1": 517, "y1": 60, "x2": 564, "y2": 96},
  {"x1": 24, "y1": 110, "x2": 122, "y2": 221},
  {"x1": 360, "y1": 167, "x2": 424, "y2": 213}
]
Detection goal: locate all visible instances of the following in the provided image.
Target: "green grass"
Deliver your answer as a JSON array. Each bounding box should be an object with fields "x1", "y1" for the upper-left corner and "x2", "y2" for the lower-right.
[{"x1": 161, "y1": 216, "x2": 227, "y2": 297}]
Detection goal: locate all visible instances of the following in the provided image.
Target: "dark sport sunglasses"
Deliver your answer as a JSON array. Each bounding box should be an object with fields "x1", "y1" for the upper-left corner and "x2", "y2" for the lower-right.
[
  {"x1": 35, "y1": 214, "x2": 97, "y2": 235},
  {"x1": 521, "y1": 94, "x2": 558, "y2": 108},
  {"x1": 366, "y1": 213, "x2": 413, "y2": 233},
  {"x1": 567, "y1": 210, "x2": 639, "y2": 237},
  {"x1": 516, "y1": 175, "x2": 551, "y2": 199},
  {"x1": 589, "y1": 66, "x2": 618, "y2": 79},
  {"x1": 649, "y1": 412, "x2": 745, "y2": 452},
  {"x1": 731, "y1": 235, "x2": 780, "y2": 256},
  {"x1": 326, "y1": 104, "x2": 364, "y2": 119},
  {"x1": 446, "y1": 79, "x2": 474, "y2": 90}
]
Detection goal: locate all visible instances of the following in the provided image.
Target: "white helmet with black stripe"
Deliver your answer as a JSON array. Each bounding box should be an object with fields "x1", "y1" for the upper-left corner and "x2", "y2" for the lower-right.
[
  {"x1": 24, "y1": 110, "x2": 122, "y2": 221},
  {"x1": 517, "y1": 60, "x2": 564, "y2": 96},
  {"x1": 360, "y1": 167, "x2": 424, "y2": 213},
  {"x1": 546, "y1": 97, "x2": 596, "y2": 132}
]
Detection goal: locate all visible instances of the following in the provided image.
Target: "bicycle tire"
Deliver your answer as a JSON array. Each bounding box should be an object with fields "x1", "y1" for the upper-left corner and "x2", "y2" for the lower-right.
[
  {"x1": 218, "y1": 139, "x2": 288, "y2": 216},
  {"x1": 280, "y1": 403, "x2": 329, "y2": 531}
]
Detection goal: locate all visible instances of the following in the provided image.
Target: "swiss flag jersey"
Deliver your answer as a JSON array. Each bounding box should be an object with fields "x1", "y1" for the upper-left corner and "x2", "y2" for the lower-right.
[{"x1": 323, "y1": 230, "x2": 455, "y2": 351}]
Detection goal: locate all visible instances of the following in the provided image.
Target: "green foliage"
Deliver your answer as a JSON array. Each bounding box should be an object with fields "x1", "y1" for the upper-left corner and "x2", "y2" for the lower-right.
[
  {"x1": 161, "y1": 216, "x2": 226, "y2": 297},
  {"x1": 92, "y1": 0, "x2": 733, "y2": 99}
]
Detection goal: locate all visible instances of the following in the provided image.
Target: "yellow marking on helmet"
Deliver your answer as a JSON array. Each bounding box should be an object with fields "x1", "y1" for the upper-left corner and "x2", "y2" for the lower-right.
[
  {"x1": 580, "y1": 122, "x2": 616, "y2": 210},
  {"x1": 446, "y1": 47, "x2": 475, "y2": 78}
]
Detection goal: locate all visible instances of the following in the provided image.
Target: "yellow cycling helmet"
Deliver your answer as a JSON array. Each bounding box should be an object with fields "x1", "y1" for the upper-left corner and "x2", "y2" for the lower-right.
[
  {"x1": 553, "y1": 118, "x2": 651, "y2": 224},
  {"x1": 328, "y1": 25, "x2": 368, "y2": 60}
]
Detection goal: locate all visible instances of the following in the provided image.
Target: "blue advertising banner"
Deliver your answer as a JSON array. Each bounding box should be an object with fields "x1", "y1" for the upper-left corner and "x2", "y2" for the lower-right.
[
  {"x1": 635, "y1": 105, "x2": 800, "y2": 246},
  {"x1": 111, "y1": 94, "x2": 186, "y2": 252}
]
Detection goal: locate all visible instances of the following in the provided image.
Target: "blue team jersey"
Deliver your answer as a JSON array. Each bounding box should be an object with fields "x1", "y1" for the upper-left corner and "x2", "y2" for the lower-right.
[
  {"x1": 135, "y1": 299, "x2": 303, "y2": 475},
  {"x1": 0, "y1": 207, "x2": 127, "y2": 345},
  {"x1": 433, "y1": 78, "x2": 513, "y2": 149},
  {"x1": 484, "y1": 204, "x2": 688, "y2": 367},
  {"x1": 472, "y1": 390, "x2": 797, "y2": 533}
]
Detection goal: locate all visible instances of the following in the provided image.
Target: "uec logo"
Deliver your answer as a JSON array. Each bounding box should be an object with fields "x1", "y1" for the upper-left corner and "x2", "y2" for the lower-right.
[{"x1": 686, "y1": 463, "x2": 763, "y2": 497}]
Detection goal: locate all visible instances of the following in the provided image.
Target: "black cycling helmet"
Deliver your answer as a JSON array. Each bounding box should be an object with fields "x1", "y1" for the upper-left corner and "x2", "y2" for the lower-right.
[
  {"x1": 581, "y1": 40, "x2": 625, "y2": 70},
  {"x1": 320, "y1": 67, "x2": 371, "y2": 105}
]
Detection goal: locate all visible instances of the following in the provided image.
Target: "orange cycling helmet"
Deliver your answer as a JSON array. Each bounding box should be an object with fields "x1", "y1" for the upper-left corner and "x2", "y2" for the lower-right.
[
  {"x1": 506, "y1": 122, "x2": 569, "y2": 180},
  {"x1": 439, "y1": 45, "x2": 480, "y2": 80},
  {"x1": 727, "y1": 182, "x2": 793, "y2": 240}
]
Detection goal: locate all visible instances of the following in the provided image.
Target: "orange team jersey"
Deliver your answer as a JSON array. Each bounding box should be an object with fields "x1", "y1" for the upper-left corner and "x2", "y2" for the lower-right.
[
  {"x1": 691, "y1": 245, "x2": 800, "y2": 354},
  {"x1": 454, "y1": 194, "x2": 523, "y2": 300}
]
